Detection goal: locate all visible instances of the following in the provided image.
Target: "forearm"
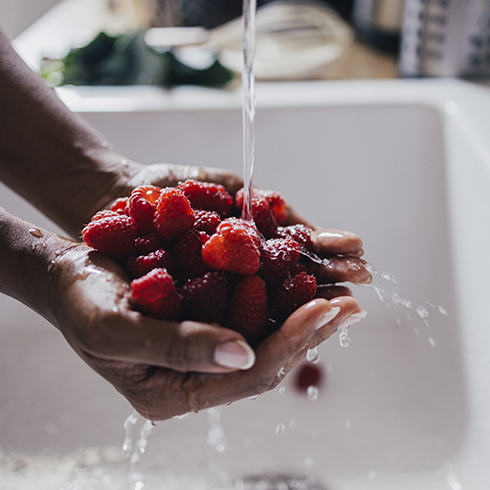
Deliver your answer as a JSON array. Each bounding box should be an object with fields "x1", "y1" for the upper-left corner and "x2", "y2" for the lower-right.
[
  {"x1": 0, "y1": 29, "x2": 142, "y2": 238},
  {"x1": 0, "y1": 206, "x2": 74, "y2": 323}
]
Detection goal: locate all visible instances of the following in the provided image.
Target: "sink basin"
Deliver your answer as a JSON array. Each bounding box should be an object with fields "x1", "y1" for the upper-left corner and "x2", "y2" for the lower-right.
[{"x1": 1, "y1": 78, "x2": 490, "y2": 489}]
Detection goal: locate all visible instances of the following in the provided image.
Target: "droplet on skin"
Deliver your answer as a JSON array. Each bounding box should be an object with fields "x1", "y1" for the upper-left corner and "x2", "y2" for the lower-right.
[{"x1": 29, "y1": 228, "x2": 44, "y2": 238}]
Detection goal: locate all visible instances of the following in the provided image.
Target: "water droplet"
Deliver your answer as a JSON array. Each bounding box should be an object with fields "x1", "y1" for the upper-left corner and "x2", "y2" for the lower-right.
[
  {"x1": 112, "y1": 306, "x2": 119, "y2": 313},
  {"x1": 416, "y1": 305, "x2": 429, "y2": 320},
  {"x1": 248, "y1": 394, "x2": 259, "y2": 400},
  {"x1": 278, "y1": 386, "x2": 286, "y2": 396},
  {"x1": 29, "y1": 228, "x2": 43, "y2": 238},
  {"x1": 275, "y1": 423, "x2": 285, "y2": 437},
  {"x1": 306, "y1": 385, "x2": 319, "y2": 402},
  {"x1": 438, "y1": 305, "x2": 448, "y2": 316},
  {"x1": 381, "y1": 271, "x2": 398, "y2": 283},
  {"x1": 339, "y1": 328, "x2": 351, "y2": 348},
  {"x1": 428, "y1": 336, "x2": 436, "y2": 348},
  {"x1": 306, "y1": 346, "x2": 319, "y2": 363},
  {"x1": 42, "y1": 243, "x2": 47, "y2": 248},
  {"x1": 173, "y1": 413, "x2": 189, "y2": 420},
  {"x1": 31, "y1": 245, "x2": 36, "y2": 250},
  {"x1": 372, "y1": 284, "x2": 389, "y2": 303}
]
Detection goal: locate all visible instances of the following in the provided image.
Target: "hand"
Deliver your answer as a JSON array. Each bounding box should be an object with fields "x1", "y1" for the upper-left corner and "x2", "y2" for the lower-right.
[{"x1": 52, "y1": 239, "x2": 363, "y2": 421}]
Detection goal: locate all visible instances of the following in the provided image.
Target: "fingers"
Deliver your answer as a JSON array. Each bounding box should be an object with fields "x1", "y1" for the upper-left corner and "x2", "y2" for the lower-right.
[
  {"x1": 86, "y1": 296, "x2": 366, "y2": 422},
  {"x1": 312, "y1": 228, "x2": 364, "y2": 257},
  {"x1": 93, "y1": 312, "x2": 256, "y2": 374},
  {"x1": 316, "y1": 284, "x2": 353, "y2": 300},
  {"x1": 307, "y1": 256, "x2": 372, "y2": 285}
]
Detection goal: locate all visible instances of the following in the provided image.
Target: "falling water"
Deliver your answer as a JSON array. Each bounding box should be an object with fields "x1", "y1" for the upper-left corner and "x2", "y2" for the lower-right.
[{"x1": 241, "y1": 0, "x2": 257, "y2": 221}]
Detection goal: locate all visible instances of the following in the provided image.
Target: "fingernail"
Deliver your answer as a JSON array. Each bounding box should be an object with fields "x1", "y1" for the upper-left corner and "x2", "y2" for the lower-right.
[
  {"x1": 214, "y1": 340, "x2": 256, "y2": 370},
  {"x1": 317, "y1": 231, "x2": 344, "y2": 239},
  {"x1": 315, "y1": 307, "x2": 341, "y2": 330},
  {"x1": 339, "y1": 310, "x2": 367, "y2": 329}
]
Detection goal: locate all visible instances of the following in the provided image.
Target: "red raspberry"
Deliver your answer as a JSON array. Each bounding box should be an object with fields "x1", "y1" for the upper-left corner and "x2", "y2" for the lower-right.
[
  {"x1": 259, "y1": 237, "x2": 301, "y2": 285},
  {"x1": 179, "y1": 179, "x2": 233, "y2": 218},
  {"x1": 235, "y1": 188, "x2": 287, "y2": 237},
  {"x1": 126, "y1": 248, "x2": 175, "y2": 279},
  {"x1": 82, "y1": 213, "x2": 137, "y2": 260},
  {"x1": 111, "y1": 197, "x2": 129, "y2": 215},
  {"x1": 202, "y1": 218, "x2": 261, "y2": 275},
  {"x1": 294, "y1": 362, "x2": 324, "y2": 392},
  {"x1": 154, "y1": 187, "x2": 195, "y2": 241},
  {"x1": 194, "y1": 209, "x2": 221, "y2": 235},
  {"x1": 227, "y1": 275, "x2": 271, "y2": 346},
  {"x1": 172, "y1": 229, "x2": 210, "y2": 281},
  {"x1": 269, "y1": 271, "x2": 317, "y2": 323},
  {"x1": 128, "y1": 185, "x2": 162, "y2": 235},
  {"x1": 131, "y1": 268, "x2": 181, "y2": 320},
  {"x1": 90, "y1": 210, "x2": 120, "y2": 221},
  {"x1": 134, "y1": 233, "x2": 164, "y2": 256},
  {"x1": 275, "y1": 224, "x2": 314, "y2": 251},
  {"x1": 179, "y1": 272, "x2": 229, "y2": 324}
]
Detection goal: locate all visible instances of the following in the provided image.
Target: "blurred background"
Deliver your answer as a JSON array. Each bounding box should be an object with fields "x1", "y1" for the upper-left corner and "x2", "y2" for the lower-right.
[{"x1": 2, "y1": 0, "x2": 489, "y2": 84}]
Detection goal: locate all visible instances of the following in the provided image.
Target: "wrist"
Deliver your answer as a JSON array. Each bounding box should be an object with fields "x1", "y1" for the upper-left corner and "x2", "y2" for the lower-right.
[{"x1": 0, "y1": 207, "x2": 76, "y2": 324}]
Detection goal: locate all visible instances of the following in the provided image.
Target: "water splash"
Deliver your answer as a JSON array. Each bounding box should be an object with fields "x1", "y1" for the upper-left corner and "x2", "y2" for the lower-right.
[
  {"x1": 122, "y1": 411, "x2": 155, "y2": 490},
  {"x1": 207, "y1": 407, "x2": 226, "y2": 453}
]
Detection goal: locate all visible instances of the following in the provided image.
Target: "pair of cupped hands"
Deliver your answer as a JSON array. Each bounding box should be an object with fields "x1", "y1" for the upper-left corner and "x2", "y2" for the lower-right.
[{"x1": 48, "y1": 163, "x2": 371, "y2": 421}]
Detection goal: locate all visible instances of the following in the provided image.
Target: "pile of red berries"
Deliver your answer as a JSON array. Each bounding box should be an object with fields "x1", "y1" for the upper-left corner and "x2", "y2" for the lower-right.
[{"x1": 82, "y1": 180, "x2": 318, "y2": 345}]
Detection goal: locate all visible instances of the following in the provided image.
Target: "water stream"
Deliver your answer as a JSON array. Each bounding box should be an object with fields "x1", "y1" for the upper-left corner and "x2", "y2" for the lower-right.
[{"x1": 241, "y1": 0, "x2": 257, "y2": 222}]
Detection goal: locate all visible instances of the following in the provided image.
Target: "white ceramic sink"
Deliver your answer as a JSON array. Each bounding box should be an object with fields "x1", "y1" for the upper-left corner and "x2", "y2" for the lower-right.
[{"x1": 1, "y1": 78, "x2": 490, "y2": 489}]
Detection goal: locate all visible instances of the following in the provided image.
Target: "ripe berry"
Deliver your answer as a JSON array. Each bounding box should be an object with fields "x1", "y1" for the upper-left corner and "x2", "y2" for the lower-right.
[
  {"x1": 269, "y1": 271, "x2": 317, "y2": 323},
  {"x1": 134, "y1": 233, "x2": 164, "y2": 256},
  {"x1": 259, "y1": 237, "x2": 301, "y2": 285},
  {"x1": 194, "y1": 209, "x2": 221, "y2": 235},
  {"x1": 294, "y1": 363, "x2": 324, "y2": 392},
  {"x1": 126, "y1": 248, "x2": 175, "y2": 279},
  {"x1": 235, "y1": 188, "x2": 287, "y2": 237},
  {"x1": 179, "y1": 179, "x2": 233, "y2": 218},
  {"x1": 111, "y1": 197, "x2": 129, "y2": 215},
  {"x1": 172, "y1": 229, "x2": 210, "y2": 281},
  {"x1": 82, "y1": 213, "x2": 137, "y2": 260},
  {"x1": 202, "y1": 218, "x2": 261, "y2": 275},
  {"x1": 275, "y1": 224, "x2": 314, "y2": 251},
  {"x1": 154, "y1": 187, "x2": 195, "y2": 241},
  {"x1": 128, "y1": 185, "x2": 162, "y2": 235},
  {"x1": 131, "y1": 268, "x2": 181, "y2": 320},
  {"x1": 227, "y1": 275, "x2": 271, "y2": 346},
  {"x1": 179, "y1": 272, "x2": 229, "y2": 324}
]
